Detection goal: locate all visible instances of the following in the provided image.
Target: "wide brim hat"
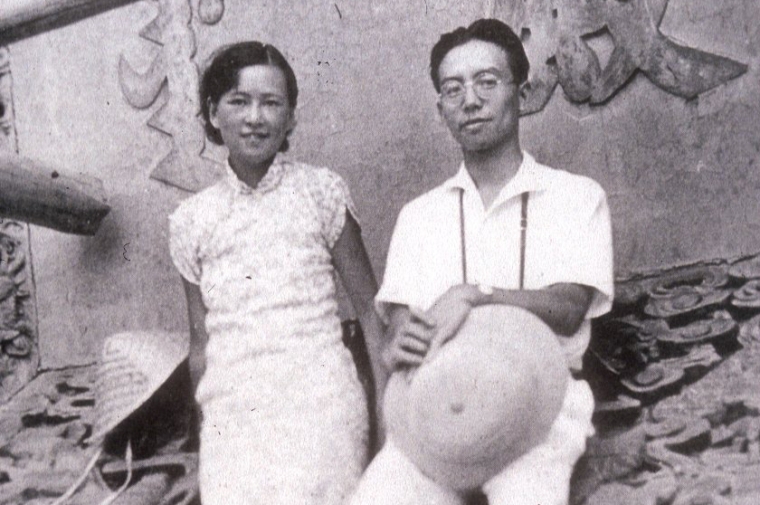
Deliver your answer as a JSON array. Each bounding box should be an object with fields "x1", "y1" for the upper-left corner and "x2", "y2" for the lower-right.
[
  {"x1": 91, "y1": 330, "x2": 189, "y2": 442},
  {"x1": 384, "y1": 305, "x2": 569, "y2": 491}
]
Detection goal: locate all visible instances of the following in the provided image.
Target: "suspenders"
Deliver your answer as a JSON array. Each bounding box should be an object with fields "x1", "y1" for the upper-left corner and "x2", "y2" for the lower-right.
[{"x1": 459, "y1": 189, "x2": 530, "y2": 289}]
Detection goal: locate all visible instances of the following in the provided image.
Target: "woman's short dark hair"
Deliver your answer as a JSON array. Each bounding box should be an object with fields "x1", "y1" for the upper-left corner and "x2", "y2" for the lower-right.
[
  {"x1": 430, "y1": 19, "x2": 529, "y2": 92},
  {"x1": 199, "y1": 41, "x2": 298, "y2": 150}
]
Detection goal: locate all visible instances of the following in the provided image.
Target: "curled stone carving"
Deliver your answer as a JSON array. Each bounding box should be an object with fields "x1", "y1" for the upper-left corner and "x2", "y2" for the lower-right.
[
  {"x1": 119, "y1": 0, "x2": 223, "y2": 192},
  {"x1": 0, "y1": 47, "x2": 39, "y2": 403},
  {"x1": 493, "y1": 0, "x2": 748, "y2": 115},
  {"x1": 198, "y1": 0, "x2": 224, "y2": 25}
]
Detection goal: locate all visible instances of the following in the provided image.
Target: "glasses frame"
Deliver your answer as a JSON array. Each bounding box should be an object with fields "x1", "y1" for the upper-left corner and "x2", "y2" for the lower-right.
[{"x1": 438, "y1": 71, "x2": 516, "y2": 107}]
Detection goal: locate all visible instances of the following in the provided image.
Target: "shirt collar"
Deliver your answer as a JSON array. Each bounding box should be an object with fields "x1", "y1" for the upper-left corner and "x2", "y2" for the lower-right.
[
  {"x1": 224, "y1": 153, "x2": 288, "y2": 195},
  {"x1": 443, "y1": 151, "x2": 549, "y2": 205}
]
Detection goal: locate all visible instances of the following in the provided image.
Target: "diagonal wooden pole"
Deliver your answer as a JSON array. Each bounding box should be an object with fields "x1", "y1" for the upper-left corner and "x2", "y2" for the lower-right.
[
  {"x1": 0, "y1": 152, "x2": 111, "y2": 235},
  {"x1": 0, "y1": 0, "x2": 142, "y2": 45}
]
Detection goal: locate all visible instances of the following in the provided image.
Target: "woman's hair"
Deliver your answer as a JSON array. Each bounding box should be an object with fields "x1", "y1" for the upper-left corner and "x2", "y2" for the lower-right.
[
  {"x1": 199, "y1": 41, "x2": 299, "y2": 151},
  {"x1": 430, "y1": 18, "x2": 529, "y2": 92}
]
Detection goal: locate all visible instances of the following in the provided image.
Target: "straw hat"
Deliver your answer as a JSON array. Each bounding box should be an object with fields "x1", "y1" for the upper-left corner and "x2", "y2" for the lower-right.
[
  {"x1": 384, "y1": 305, "x2": 569, "y2": 491},
  {"x1": 91, "y1": 330, "x2": 189, "y2": 442}
]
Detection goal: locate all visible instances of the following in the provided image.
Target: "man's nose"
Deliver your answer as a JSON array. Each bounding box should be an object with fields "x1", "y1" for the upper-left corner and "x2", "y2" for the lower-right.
[{"x1": 462, "y1": 83, "x2": 482, "y2": 109}]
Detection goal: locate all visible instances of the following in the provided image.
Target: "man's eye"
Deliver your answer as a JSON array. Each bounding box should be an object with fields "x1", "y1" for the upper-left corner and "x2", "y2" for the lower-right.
[
  {"x1": 441, "y1": 84, "x2": 463, "y2": 97},
  {"x1": 476, "y1": 77, "x2": 499, "y2": 89},
  {"x1": 263, "y1": 100, "x2": 284, "y2": 107}
]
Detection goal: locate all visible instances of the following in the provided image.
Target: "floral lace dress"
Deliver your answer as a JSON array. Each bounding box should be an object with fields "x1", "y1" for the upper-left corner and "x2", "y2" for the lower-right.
[{"x1": 169, "y1": 155, "x2": 368, "y2": 504}]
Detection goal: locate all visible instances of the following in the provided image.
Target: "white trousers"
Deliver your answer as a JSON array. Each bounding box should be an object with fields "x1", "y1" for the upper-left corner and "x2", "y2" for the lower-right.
[{"x1": 350, "y1": 378, "x2": 595, "y2": 505}]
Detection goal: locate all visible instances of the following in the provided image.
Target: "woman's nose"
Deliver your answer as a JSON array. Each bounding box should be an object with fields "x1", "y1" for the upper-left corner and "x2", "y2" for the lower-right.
[{"x1": 244, "y1": 103, "x2": 262, "y2": 123}]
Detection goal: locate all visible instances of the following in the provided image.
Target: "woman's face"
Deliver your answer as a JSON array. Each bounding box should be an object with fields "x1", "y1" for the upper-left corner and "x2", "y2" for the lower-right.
[{"x1": 210, "y1": 64, "x2": 296, "y2": 170}]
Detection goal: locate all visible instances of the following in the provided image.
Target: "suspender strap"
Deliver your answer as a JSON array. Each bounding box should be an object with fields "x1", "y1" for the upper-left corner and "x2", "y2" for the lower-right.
[
  {"x1": 459, "y1": 188, "x2": 467, "y2": 284},
  {"x1": 519, "y1": 191, "x2": 529, "y2": 290},
  {"x1": 458, "y1": 190, "x2": 530, "y2": 290}
]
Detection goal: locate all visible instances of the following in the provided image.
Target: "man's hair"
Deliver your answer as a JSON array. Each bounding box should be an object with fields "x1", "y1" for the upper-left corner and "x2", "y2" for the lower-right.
[
  {"x1": 199, "y1": 41, "x2": 298, "y2": 150},
  {"x1": 430, "y1": 18, "x2": 529, "y2": 92}
]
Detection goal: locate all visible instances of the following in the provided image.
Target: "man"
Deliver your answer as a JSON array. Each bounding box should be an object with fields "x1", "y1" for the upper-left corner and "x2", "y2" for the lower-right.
[{"x1": 352, "y1": 18, "x2": 613, "y2": 505}]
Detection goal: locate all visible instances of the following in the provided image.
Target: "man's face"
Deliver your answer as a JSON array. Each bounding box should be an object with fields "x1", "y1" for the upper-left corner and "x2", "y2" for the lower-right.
[{"x1": 436, "y1": 40, "x2": 520, "y2": 154}]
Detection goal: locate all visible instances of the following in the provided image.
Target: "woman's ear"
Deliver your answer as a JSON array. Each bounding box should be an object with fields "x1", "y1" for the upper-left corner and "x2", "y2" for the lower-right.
[
  {"x1": 208, "y1": 98, "x2": 219, "y2": 130},
  {"x1": 286, "y1": 110, "x2": 297, "y2": 135}
]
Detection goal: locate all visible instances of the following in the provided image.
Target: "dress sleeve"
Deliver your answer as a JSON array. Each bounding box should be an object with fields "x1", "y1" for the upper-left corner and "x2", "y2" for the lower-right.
[
  {"x1": 319, "y1": 170, "x2": 359, "y2": 249},
  {"x1": 168, "y1": 205, "x2": 202, "y2": 285}
]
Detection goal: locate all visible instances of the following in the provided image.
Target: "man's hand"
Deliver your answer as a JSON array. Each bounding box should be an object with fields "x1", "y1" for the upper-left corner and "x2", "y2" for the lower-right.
[
  {"x1": 424, "y1": 284, "x2": 480, "y2": 362},
  {"x1": 384, "y1": 307, "x2": 436, "y2": 369}
]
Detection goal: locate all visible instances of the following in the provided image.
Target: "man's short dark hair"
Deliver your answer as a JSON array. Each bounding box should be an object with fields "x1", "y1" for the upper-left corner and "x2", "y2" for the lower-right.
[{"x1": 430, "y1": 18, "x2": 529, "y2": 92}]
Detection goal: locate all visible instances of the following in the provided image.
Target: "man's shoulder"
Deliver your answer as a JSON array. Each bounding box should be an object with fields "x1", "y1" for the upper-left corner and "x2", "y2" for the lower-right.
[
  {"x1": 531, "y1": 158, "x2": 606, "y2": 202},
  {"x1": 398, "y1": 181, "x2": 455, "y2": 220}
]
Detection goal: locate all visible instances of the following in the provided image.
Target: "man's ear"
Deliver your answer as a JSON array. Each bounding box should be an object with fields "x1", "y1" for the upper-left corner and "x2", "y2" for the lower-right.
[{"x1": 518, "y1": 81, "x2": 530, "y2": 100}]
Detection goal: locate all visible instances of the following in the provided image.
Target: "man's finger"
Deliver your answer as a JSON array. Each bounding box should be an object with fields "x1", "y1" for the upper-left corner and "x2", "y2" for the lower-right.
[
  {"x1": 392, "y1": 348, "x2": 425, "y2": 367},
  {"x1": 409, "y1": 306, "x2": 436, "y2": 327},
  {"x1": 398, "y1": 335, "x2": 429, "y2": 353},
  {"x1": 402, "y1": 320, "x2": 436, "y2": 344}
]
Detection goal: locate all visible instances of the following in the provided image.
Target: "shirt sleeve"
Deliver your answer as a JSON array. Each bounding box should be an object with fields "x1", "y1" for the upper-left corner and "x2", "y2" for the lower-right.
[
  {"x1": 318, "y1": 170, "x2": 359, "y2": 249},
  {"x1": 168, "y1": 205, "x2": 202, "y2": 285},
  {"x1": 375, "y1": 205, "x2": 425, "y2": 324},
  {"x1": 534, "y1": 184, "x2": 614, "y2": 320}
]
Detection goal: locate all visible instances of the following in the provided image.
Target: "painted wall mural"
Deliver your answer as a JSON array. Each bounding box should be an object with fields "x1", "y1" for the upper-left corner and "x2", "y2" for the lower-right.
[
  {"x1": 0, "y1": 47, "x2": 39, "y2": 403},
  {"x1": 118, "y1": 0, "x2": 224, "y2": 193},
  {"x1": 492, "y1": 0, "x2": 748, "y2": 115}
]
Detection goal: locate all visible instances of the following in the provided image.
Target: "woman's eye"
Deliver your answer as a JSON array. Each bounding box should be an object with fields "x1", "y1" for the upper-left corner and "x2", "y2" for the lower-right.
[{"x1": 263, "y1": 100, "x2": 284, "y2": 107}]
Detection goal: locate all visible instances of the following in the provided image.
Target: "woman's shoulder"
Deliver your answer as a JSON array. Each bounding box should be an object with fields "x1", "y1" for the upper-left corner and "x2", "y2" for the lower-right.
[
  {"x1": 284, "y1": 159, "x2": 345, "y2": 186},
  {"x1": 281, "y1": 160, "x2": 352, "y2": 204},
  {"x1": 169, "y1": 180, "x2": 231, "y2": 225}
]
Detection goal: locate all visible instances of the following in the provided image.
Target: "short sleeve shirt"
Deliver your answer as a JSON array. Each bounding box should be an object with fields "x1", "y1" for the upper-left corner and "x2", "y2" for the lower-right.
[{"x1": 376, "y1": 152, "x2": 614, "y2": 370}]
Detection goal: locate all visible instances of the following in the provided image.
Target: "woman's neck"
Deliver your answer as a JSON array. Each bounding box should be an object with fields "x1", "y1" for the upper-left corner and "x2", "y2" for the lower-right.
[{"x1": 229, "y1": 155, "x2": 276, "y2": 189}]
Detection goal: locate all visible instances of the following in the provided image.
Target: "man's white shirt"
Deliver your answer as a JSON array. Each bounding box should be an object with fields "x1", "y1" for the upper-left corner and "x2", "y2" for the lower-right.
[{"x1": 376, "y1": 152, "x2": 614, "y2": 370}]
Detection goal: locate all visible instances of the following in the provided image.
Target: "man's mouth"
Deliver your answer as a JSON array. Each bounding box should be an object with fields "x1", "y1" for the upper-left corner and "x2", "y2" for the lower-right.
[
  {"x1": 242, "y1": 131, "x2": 270, "y2": 140},
  {"x1": 461, "y1": 118, "x2": 490, "y2": 130}
]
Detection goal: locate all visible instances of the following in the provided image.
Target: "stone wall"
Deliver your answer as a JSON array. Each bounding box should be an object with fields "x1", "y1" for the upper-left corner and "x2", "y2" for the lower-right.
[{"x1": 4, "y1": 0, "x2": 759, "y2": 367}]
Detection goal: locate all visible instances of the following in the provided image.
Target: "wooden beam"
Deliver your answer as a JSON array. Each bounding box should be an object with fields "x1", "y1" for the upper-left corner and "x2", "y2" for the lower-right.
[
  {"x1": 0, "y1": 0, "x2": 141, "y2": 45},
  {"x1": 0, "y1": 152, "x2": 110, "y2": 235}
]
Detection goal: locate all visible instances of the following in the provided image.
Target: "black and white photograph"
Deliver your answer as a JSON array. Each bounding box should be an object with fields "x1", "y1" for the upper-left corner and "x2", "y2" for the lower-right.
[{"x1": 0, "y1": 0, "x2": 758, "y2": 504}]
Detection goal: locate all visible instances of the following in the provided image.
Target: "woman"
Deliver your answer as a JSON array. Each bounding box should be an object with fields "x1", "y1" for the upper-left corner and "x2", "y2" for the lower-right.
[{"x1": 169, "y1": 41, "x2": 386, "y2": 504}]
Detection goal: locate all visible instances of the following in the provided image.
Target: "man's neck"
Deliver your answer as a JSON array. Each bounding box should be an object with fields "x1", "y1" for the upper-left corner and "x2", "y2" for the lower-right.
[{"x1": 463, "y1": 138, "x2": 523, "y2": 208}]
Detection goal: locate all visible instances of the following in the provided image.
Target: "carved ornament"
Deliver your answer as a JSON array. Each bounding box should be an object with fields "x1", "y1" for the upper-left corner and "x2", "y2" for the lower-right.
[
  {"x1": 0, "y1": 47, "x2": 38, "y2": 403},
  {"x1": 119, "y1": 0, "x2": 224, "y2": 193},
  {"x1": 493, "y1": 0, "x2": 748, "y2": 115}
]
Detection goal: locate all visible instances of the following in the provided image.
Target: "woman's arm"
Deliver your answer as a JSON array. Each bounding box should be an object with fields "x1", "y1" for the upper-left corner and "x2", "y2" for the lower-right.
[
  {"x1": 331, "y1": 212, "x2": 389, "y2": 443},
  {"x1": 181, "y1": 278, "x2": 209, "y2": 397}
]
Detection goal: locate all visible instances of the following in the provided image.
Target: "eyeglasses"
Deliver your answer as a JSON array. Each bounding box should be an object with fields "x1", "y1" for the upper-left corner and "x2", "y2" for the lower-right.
[{"x1": 438, "y1": 73, "x2": 514, "y2": 105}]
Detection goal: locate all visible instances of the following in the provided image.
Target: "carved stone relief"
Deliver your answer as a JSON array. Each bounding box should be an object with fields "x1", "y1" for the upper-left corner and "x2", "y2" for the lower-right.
[
  {"x1": 197, "y1": 0, "x2": 224, "y2": 25},
  {"x1": 0, "y1": 47, "x2": 39, "y2": 403},
  {"x1": 119, "y1": 0, "x2": 224, "y2": 193},
  {"x1": 492, "y1": 0, "x2": 748, "y2": 115}
]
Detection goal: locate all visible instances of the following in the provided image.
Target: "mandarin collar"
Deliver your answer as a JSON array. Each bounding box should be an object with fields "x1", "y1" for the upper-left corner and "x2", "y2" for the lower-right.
[
  {"x1": 224, "y1": 153, "x2": 289, "y2": 195},
  {"x1": 444, "y1": 152, "x2": 548, "y2": 205}
]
